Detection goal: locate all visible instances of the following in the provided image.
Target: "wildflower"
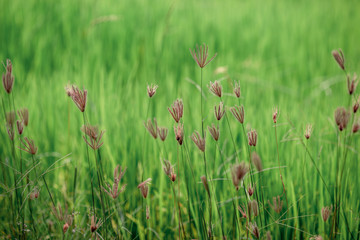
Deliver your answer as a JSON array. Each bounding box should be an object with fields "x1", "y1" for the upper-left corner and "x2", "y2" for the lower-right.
[
  {"x1": 102, "y1": 165, "x2": 127, "y2": 199},
  {"x1": 214, "y1": 102, "x2": 225, "y2": 121},
  {"x1": 334, "y1": 107, "x2": 350, "y2": 131},
  {"x1": 201, "y1": 176, "x2": 210, "y2": 197},
  {"x1": 249, "y1": 222, "x2": 260, "y2": 239},
  {"x1": 90, "y1": 215, "x2": 102, "y2": 233},
  {"x1": 321, "y1": 205, "x2": 332, "y2": 222},
  {"x1": 353, "y1": 122, "x2": 360, "y2": 133},
  {"x1": 208, "y1": 123, "x2": 220, "y2": 141},
  {"x1": 65, "y1": 85, "x2": 73, "y2": 97},
  {"x1": 347, "y1": 74, "x2": 358, "y2": 95},
  {"x1": 168, "y1": 99, "x2": 183, "y2": 123},
  {"x1": 332, "y1": 49, "x2": 345, "y2": 70},
  {"x1": 230, "y1": 105, "x2": 245, "y2": 124},
  {"x1": 273, "y1": 107, "x2": 279, "y2": 124},
  {"x1": 19, "y1": 137, "x2": 38, "y2": 155},
  {"x1": 16, "y1": 120, "x2": 24, "y2": 135},
  {"x1": 189, "y1": 43, "x2": 217, "y2": 68},
  {"x1": 174, "y1": 123, "x2": 184, "y2": 145},
  {"x1": 144, "y1": 118, "x2": 158, "y2": 139},
  {"x1": 238, "y1": 204, "x2": 247, "y2": 218},
  {"x1": 81, "y1": 125, "x2": 105, "y2": 150},
  {"x1": 233, "y1": 80, "x2": 241, "y2": 98},
  {"x1": 248, "y1": 129, "x2": 258, "y2": 147},
  {"x1": 251, "y1": 152, "x2": 263, "y2": 172},
  {"x1": 231, "y1": 162, "x2": 249, "y2": 190},
  {"x1": 147, "y1": 83, "x2": 158, "y2": 98},
  {"x1": 354, "y1": 97, "x2": 359, "y2": 113},
  {"x1": 69, "y1": 85, "x2": 87, "y2": 112},
  {"x1": 191, "y1": 130, "x2": 206, "y2": 152},
  {"x1": 305, "y1": 124, "x2": 313, "y2": 139},
  {"x1": 6, "y1": 124, "x2": 14, "y2": 141},
  {"x1": 208, "y1": 81, "x2": 222, "y2": 97},
  {"x1": 138, "y1": 178, "x2": 151, "y2": 199},
  {"x1": 18, "y1": 108, "x2": 29, "y2": 127},
  {"x1": 248, "y1": 200, "x2": 258, "y2": 217},
  {"x1": 2, "y1": 59, "x2": 14, "y2": 94},
  {"x1": 269, "y1": 195, "x2": 283, "y2": 214},
  {"x1": 157, "y1": 126, "x2": 168, "y2": 141},
  {"x1": 162, "y1": 159, "x2": 176, "y2": 182}
]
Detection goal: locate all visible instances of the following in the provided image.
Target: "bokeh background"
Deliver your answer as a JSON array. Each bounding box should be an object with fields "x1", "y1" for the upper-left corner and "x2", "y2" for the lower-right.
[{"x1": 1, "y1": 0, "x2": 360, "y2": 238}]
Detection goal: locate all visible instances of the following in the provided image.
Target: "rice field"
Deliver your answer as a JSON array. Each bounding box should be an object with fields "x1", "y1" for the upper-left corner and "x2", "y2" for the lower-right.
[{"x1": 1, "y1": 0, "x2": 360, "y2": 239}]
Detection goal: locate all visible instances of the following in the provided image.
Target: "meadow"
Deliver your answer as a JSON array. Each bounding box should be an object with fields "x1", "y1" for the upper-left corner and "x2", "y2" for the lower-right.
[{"x1": 1, "y1": 0, "x2": 360, "y2": 239}]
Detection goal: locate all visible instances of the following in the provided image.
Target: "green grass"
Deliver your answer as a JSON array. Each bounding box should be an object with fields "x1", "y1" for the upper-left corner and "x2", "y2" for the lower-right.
[{"x1": 1, "y1": 0, "x2": 360, "y2": 239}]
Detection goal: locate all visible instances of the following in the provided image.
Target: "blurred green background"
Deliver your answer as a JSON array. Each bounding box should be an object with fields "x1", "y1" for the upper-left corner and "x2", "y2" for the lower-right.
[{"x1": 1, "y1": 0, "x2": 360, "y2": 238}]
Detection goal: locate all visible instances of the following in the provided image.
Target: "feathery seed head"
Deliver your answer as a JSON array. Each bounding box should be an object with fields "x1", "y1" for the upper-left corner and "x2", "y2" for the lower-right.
[
  {"x1": 174, "y1": 123, "x2": 184, "y2": 145},
  {"x1": 269, "y1": 195, "x2": 283, "y2": 214},
  {"x1": 6, "y1": 124, "x2": 14, "y2": 141},
  {"x1": 233, "y1": 80, "x2": 241, "y2": 98},
  {"x1": 81, "y1": 124, "x2": 105, "y2": 150},
  {"x1": 18, "y1": 108, "x2": 29, "y2": 127},
  {"x1": 29, "y1": 187, "x2": 40, "y2": 200},
  {"x1": 248, "y1": 129, "x2": 258, "y2": 147},
  {"x1": 147, "y1": 83, "x2": 158, "y2": 98},
  {"x1": 249, "y1": 222, "x2": 260, "y2": 239},
  {"x1": 191, "y1": 130, "x2": 206, "y2": 152},
  {"x1": 144, "y1": 118, "x2": 158, "y2": 139},
  {"x1": 251, "y1": 152, "x2": 263, "y2": 172},
  {"x1": 162, "y1": 159, "x2": 176, "y2": 181},
  {"x1": 90, "y1": 215, "x2": 102, "y2": 233},
  {"x1": 189, "y1": 43, "x2": 217, "y2": 69},
  {"x1": 6, "y1": 111, "x2": 15, "y2": 127},
  {"x1": 208, "y1": 123, "x2": 220, "y2": 141},
  {"x1": 2, "y1": 59, "x2": 14, "y2": 94},
  {"x1": 354, "y1": 97, "x2": 359, "y2": 113},
  {"x1": 230, "y1": 105, "x2": 245, "y2": 124},
  {"x1": 168, "y1": 99, "x2": 183, "y2": 123},
  {"x1": 321, "y1": 205, "x2": 332, "y2": 222},
  {"x1": 238, "y1": 204, "x2": 247, "y2": 218},
  {"x1": 353, "y1": 121, "x2": 360, "y2": 133},
  {"x1": 65, "y1": 85, "x2": 73, "y2": 97},
  {"x1": 200, "y1": 176, "x2": 210, "y2": 197},
  {"x1": 232, "y1": 162, "x2": 249, "y2": 190},
  {"x1": 102, "y1": 165, "x2": 127, "y2": 199},
  {"x1": 273, "y1": 107, "x2": 279, "y2": 123},
  {"x1": 334, "y1": 107, "x2": 350, "y2": 131},
  {"x1": 214, "y1": 102, "x2": 225, "y2": 121},
  {"x1": 332, "y1": 49, "x2": 345, "y2": 70},
  {"x1": 208, "y1": 81, "x2": 222, "y2": 98},
  {"x1": 248, "y1": 200, "x2": 259, "y2": 217},
  {"x1": 16, "y1": 120, "x2": 24, "y2": 135},
  {"x1": 70, "y1": 85, "x2": 87, "y2": 112},
  {"x1": 247, "y1": 184, "x2": 255, "y2": 197},
  {"x1": 157, "y1": 126, "x2": 168, "y2": 141},
  {"x1": 19, "y1": 137, "x2": 38, "y2": 155},
  {"x1": 305, "y1": 124, "x2": 313, "y2": 139},
  {"x1": 138, "y1": 178, "x2": 152, "y2": 199},
  {"x1": 347, "y1": 73, "x2": 358, "y2": 95}
]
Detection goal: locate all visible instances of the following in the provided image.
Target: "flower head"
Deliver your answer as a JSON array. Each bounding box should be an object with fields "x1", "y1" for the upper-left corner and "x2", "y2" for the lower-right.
[
  {"x1": 138, "y1": 178, "x2": 152, "y2": 199},
  {"x1": 273, "y1": 107, "x2": 279, "y2": 124},
  {"x1": 208, "y1": 123, "x2": 220, "y2": 141},
  {"x1": 208, "y1": 81, "x2": 222, "y2": 98},
  {"x1": 214, "y1": 102, "x2": 225, "y2": 121},
  {"x1": 162, "y1": 159, "x2": 176, "y2": 182},
  {"x1": 168, "y1": 99, "x2": 183, "y2": 123},
  {"x1": 305, "y1": 124, "x2": 313, "y2": 139},
  {"x1": 332, "y1": 49, "x2": 345, "y2": 70},
  {"x1": 248, "y1": 129, "x2": 258, "y2": 147},
  {"x1": 16, "y1": 120, "x2": 24, "y2": 135},
  {"x1": 247, "y1": 184, "x2": 255, "y2": 197},
  {"x1": 249, "y1": 222, "x2": 260, "y2": 239},
  {"x1": 81, "y1": 125, "x2": 105, "y2": 150},
  {"x1": 102, "y1": 165, "x2": 127, "y2": 199},
  {"x1": 269, "y1": 195, "x2": 283, "y2": 214},
  {"x1": 2, "y1": 59, "x2": 14, "y2": 94},
  {"x1": 29, "y1": 187, "x2": 40, "y2": 200},
  {"x1": 233, "y1": 80, "x2": 241, "y2": 98},
  {"x1": 147, "y1": 84, "x2": 158, "y2": 98},
  {"x1": 19, "y1": 137, "x2": 38, "y2": 155},
  {"x1": 335, "y1": 107, "x2": 350, "y2": 131},
  {"x1": 174, "y1": 124, "x2": 184, "y2": 145},
  {"x1": 251, "y1": 152, "x2": 263, "y2": 172},
  {"x1": 347, "y1": 73, "x2": 358, "y2": 95},
  {"x1": 18, "y1": 108, "x2": 29, "y2": 127},
  {"x1": 6, "y1": 111, "x2": 15, "y2": 127},
  {"x1": 321, "y1": 205, "x2": 332, "y2": 222},
  {"x1": 90, "y1": 215, "x2": 102, "y2": 233},
  {"x1": 248, "y1": 200, "x2": 259, "y2": 217},
  {"x1": 354, "y1": 97, "x2": 359, "y2": 113},
  {"x1": 157, "y1": 126, "x2": 168, "y2": 141},
  {"x1": 191, "y1": 130, "x2": 206, "y2": 152},
  {"x1": 144, "y1": 118, "x2": 158, "y2": 139},
  {"x1": 238, "y1": 204, "x2": 247, "y2": 218},
  {"x1": 353, "y1": 121, "x2": 360, "y2": 133},
  {"x1": 200, "y1": 176, "x2": 210, "y2": 197},
  {"x1": 69, "y1": 85, "x2": 87, "y2": 112},
  {"x1": 189, "y1": 43, "x2": 217, "y2": 68},
  {"x1": 65, "y1": 85, "x2": 73, "y2": 97},
  {"x1": 231, "y1": 162, "x2": 249, "y2": 190},
  {"x1": 230, "y1": 105, "x2": 245, "y2": 124},
  {"x1": 6, "y1": 124, "x2": 14, "y2": 141}
]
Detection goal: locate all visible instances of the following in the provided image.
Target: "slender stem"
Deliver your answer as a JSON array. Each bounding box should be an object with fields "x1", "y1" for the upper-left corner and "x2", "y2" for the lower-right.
[{"x1": 201, "y1": 68, "x2": 204, "y2": 138}]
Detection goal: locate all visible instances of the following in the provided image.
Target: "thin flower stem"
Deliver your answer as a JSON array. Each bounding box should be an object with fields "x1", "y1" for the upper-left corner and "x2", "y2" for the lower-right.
[{"x1": 201, "y1": 68, "x2": 204, "y2": 138}]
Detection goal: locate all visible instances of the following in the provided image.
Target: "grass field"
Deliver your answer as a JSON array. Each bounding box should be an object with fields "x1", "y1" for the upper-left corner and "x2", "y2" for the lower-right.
[{"x1": 1, "y1": 0, "x2": 360, "y2": 239}]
